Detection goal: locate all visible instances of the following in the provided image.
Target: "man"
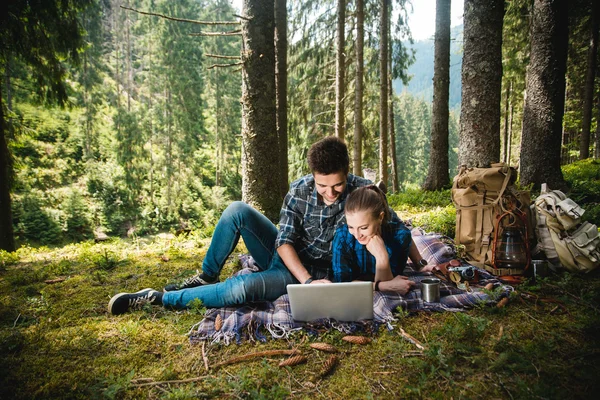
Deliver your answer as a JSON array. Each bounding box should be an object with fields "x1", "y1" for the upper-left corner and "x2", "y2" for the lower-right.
[{"x1": 108, "y1": 137, "x2": 415, "y2": 314}]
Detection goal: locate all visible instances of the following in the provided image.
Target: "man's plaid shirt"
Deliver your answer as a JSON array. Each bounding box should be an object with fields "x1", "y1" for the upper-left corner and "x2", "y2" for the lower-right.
[{"x1": 275, "y1": 173, "x2": 372, "y2": 271}]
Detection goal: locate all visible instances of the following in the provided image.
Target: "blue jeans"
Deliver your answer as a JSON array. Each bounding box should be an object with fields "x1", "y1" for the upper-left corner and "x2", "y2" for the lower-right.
[{"x1": 162, "y1": 202, "x2": 298, "y2": 308}]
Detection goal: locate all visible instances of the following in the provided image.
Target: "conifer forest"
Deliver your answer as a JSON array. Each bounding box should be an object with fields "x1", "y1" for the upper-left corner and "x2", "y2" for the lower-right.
[
  {"x1": 2, "y1": 1, "x2": 600, "y2": 399},
  {"x1": 1, "y1": 0, "x2": 598, "y2": 249}
]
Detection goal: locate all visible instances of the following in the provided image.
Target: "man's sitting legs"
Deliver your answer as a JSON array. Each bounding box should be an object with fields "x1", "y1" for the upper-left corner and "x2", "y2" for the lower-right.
[{"x1": 164, "y1": 201, "x2": 278, "y2": 291}]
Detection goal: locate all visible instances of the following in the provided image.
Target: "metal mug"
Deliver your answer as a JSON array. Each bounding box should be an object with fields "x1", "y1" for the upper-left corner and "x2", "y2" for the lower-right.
[
  {"x1": 421, "y1": 278, "x2": 441, "y2": 303},
  {"x1": 530, "y1": 259, "x2": 549, "y2": 283}
]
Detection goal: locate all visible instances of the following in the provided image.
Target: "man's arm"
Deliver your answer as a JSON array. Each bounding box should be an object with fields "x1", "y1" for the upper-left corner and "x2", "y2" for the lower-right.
[
  {"x1": 277, "y1": 244, "x2": 331, "y2": 283},
  {"x1": 277, "y1": 244, "x2": 311, "y2": 283}
]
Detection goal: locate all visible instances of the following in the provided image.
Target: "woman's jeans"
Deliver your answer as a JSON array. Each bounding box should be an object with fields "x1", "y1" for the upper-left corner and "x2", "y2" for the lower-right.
[{"x1": 162, "y1": 202, "x2": 299, "y2": 308}]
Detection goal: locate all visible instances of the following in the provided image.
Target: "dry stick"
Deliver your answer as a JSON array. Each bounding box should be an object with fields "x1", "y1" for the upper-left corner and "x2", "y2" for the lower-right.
[
  {"x1": 120, "y1": 5, "x2": 240, "y2": 25},
  {"x1": 201, "y1": 341, "x2": 209, "y2": 372},
  {"x1": 212, "y1": 349, "x2": 301, "y2": 369},
  {"x1": 399, "y1": 328, "x2": 426, "y2": 350},
  {"x1": 44, "y1": 277, "x2": 66, "y2": 284},
  {"x1": 190, "y1": 31, "x2": 242, "y2": 37},
  {"x1": 131, "y1": 376, "x2": 210, "y2": 388},
  {"x1": 205, "y1": 54, "x2": 240, "y2": 60},
  {"x1": 207, "y1": 62, "x2": 244, "y2": 70},
  {"x1": 520, "y1": 309, "x2": 543, "y2": 324},
  {"x1": 544, "y1": 283, "x2": 600, "y2": 314}
]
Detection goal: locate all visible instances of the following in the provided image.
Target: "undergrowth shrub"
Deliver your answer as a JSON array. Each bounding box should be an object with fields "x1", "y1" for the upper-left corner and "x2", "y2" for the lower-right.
[
  {"x1": 562, "y1": 159, "x2": 600, "y2": 225},
  {"x1": 64, "y1": 189, "x2": 93, "y2": 241},
  {"x1": 13, "y1": 195, "x2": 62, "y2": 245},
  {"x1": 0, "y1": 250, "x2": 19, "y2": 269},
  {"x1": 388, "y1": 188, "x2": 455, "y2": 237}
]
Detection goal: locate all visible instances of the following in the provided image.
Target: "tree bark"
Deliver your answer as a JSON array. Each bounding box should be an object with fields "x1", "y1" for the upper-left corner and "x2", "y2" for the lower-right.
[
  {"x1": 353, "y1": 0, "x2": 364, "y2": 177},
  {"x1": 275, "y1": 0, "x2": 288, "y2": 198},
  {"x1": 241, "y1": 0, "x2": 279, "y2": 222},
  {"x1": 379, "y1": 0, "x2": 389, "y2": 185},
  {"x1": 580, "y1": 0, "x2": 599, "y2": 160},
  {"x1": 502, "y1": 81, "x2": 511, "y2": 163},
  {"x1": 0, "y1": 91, "x2": 15, "y2": 252},
  {"x1": 389, "y1": 63, "x2": 399, "y2": 192},
  {"x1": 596, "y1": 90, "x2": 600, "y2": 159},
  {"x1": 520, "y1": 0, "x2": 569, "y2": 191},
  {"x1": 423, "y1": 0, "x2": 451, "y2": 190},
  {"x1": 335, "y1": 0, "x2": 346, "y2": 140},
  {"x1": 458, "y1": 0, "x2": 503, "y2": 168}
]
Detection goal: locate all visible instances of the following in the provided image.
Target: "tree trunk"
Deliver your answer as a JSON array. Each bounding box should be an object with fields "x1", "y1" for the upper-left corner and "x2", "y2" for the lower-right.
[
  {"x1": 388, "y1": 3, "x2": 399, "y2": 192},
  {"x1": 423, "y1": 0, "x2": 451, "y2": 190},
  {"x1": 520, "y1": 0, "x2": 569, "y2": 191},
  {"x1": 0, "y1": 91, "x2": 15, "y2": 252},
  {"x1": 335, "y1": 0, "x2": 346, "y2": 140},
  {"x1": 458, "y1": 0, "x2": 503, "y2": 167},
  {"x1": 275, "y1": 0, "x2": 288, "y2": 198},
  {"x1": 580, "y1": 0, "x2": 599, "y2": 160},
  {"x1": 507, "y1": 101, "x2": 514, "y2": 165},
  {"x1": 389, "y1": 68, "x2": 399, "y2": 192},
  {"x1": 353, "y1": 0, "x2": 364, "y2": 177},
  {"x1": 241, "y1": 0, "x2": 279, "y2": 222},
  {"x1": 502, "y1": 81, "x2": 511, "y2": 163},
  {"x1": 379, "y1": 0, "x2": 389, "y2": 185},
  {"x1": 596, "y1": 91, "x2": 600, "y2": 159}
]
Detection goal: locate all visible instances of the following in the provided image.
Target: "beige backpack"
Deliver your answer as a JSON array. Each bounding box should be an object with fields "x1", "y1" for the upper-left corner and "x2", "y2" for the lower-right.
[
  {"x1": 451, "y1": 163, "x2": 533, "y2": 275},
  {"x1": 534, "y1": 184, "x2": 600, "y2": 273}
]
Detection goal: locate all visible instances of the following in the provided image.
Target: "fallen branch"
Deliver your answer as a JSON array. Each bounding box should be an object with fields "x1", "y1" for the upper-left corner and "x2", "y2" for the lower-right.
[
  {"x1": 399, "y1": 328, "x2": 426, "y2": 350},
  {"x1": 121, "y1": 6, "x2": 239, "y2": 25},
  {"x1": 44, "y1": 277, "x2": 66, "y2": 284},
  {"x1": 212, "y1": 349, "x2": 301, "y2": 369},
  {"x1": 207, "y1": 62, "x2": 244, "y2": 70},
  {"x1": 131, "y1": 376, "x2": 210, "y2": 387},
  {"x1": 544, "y1": 283, "x2": 600, "y2": 314},
  {"x1": 201, "y1": 341, "x2": 209, "y2": 372}
]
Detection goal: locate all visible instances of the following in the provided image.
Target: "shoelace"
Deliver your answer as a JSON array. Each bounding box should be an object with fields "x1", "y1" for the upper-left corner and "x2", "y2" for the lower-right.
[
  {"x1": 181, "y1": 272, "x2": 203, "y2": 287},
  {"x1": 128, "y1": 292, "x2": 156, "y2": 309}
]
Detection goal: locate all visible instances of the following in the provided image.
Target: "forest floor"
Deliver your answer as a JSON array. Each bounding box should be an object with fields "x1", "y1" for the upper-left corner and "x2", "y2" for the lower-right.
[{"x1": 1, "y1": 194, "x2": 600, "y2": 399}]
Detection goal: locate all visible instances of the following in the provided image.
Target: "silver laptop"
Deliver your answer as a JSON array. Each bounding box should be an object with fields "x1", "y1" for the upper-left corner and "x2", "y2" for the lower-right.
[{"x1": 287, "y1": 282, "x2": 374, "y2": 322}]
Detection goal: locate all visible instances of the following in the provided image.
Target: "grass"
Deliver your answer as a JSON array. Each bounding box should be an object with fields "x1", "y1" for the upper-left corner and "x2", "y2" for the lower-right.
[{"x1": 2, "y1": 180, "x2": 600, "y2": 399}]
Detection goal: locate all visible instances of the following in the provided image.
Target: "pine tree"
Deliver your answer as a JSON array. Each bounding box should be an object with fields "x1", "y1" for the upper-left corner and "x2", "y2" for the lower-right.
[
  {"x1": 520, "y1": 0, "x2": 569, "y2": 190},
  {"x1": 423, "y1": 0, "x2": 451, "y2": 190},
  {"x1": 459, "y1": 0, "x2": 503, "y2": 167}
]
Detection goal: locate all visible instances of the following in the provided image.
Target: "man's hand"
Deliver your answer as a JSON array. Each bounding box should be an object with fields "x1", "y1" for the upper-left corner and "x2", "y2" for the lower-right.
[
  {"x1": 378, "y1": 275, "x2": 415, "y2": 295},
  {"x1": 310, "y1": 278, "x2": 332, "y2": 284},
  {"x1": 365, "y1": 235, "x2": 389, "y2": 262}
]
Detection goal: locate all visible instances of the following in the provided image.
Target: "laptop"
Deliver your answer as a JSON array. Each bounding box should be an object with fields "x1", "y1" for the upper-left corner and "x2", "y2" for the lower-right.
[{"x1": 287, "y1": 282, "x2": 374, "y2": 322}]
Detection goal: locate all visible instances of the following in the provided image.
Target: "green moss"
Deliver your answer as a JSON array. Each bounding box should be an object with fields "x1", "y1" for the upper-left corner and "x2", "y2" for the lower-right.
[{"x1": 2, "y1": 196, "x2": 600, "y2": 399}]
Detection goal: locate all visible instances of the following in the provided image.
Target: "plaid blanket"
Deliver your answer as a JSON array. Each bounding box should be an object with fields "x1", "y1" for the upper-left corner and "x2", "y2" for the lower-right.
[{"x1": 188, "y1": 230, "x2": 513, "y2": 344}]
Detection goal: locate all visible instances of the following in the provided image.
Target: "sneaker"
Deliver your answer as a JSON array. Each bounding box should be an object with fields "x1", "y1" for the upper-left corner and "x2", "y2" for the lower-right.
[
  {"x1": 163, "y1": 270, "x2": 218, "y2": 292},
  {"x1": 108, "y1": 288, "x2": 162, "y2": 315}
]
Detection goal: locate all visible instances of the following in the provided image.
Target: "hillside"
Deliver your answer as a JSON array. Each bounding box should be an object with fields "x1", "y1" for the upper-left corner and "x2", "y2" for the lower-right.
[{"x1": 393, "y1": 24, "x2": 463, "y2": 111}]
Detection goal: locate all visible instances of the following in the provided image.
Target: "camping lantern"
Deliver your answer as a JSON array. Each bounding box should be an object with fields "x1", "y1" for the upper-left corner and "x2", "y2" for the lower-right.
[
  {"x1": 494, "y1": 226, "x2": 529, "y2": 269},
  {"x1": 492, "y1": 209, "x2": 531, "y2": 272}
]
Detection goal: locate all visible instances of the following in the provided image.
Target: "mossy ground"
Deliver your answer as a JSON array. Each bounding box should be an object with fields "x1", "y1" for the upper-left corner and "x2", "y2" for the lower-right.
[{"x1": 2, "y1": 175, "x2": 600, "y2": 398}]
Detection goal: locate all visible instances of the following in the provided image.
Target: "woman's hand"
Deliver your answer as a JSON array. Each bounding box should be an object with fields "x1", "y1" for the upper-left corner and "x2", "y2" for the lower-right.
[
  {"x1": 420, "y1": 264, "x2": 438, "y2": 273},
  {"x1": 378, "y1": 275, "x2": 415, "y2": 295},
  {"x1": 365, "y1": 235, "x2": 389, "y2": 262}
]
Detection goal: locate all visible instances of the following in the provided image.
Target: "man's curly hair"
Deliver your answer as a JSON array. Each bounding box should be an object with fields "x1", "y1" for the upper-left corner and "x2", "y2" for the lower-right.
[{"x1": 307, "y1": 136, "x2": 349, "y2": 175}]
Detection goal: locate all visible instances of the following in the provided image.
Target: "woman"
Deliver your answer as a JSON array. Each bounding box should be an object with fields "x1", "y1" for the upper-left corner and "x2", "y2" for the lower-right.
[{"x1": 331, "y1": 185, "x2": 423, "y2": 295}]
